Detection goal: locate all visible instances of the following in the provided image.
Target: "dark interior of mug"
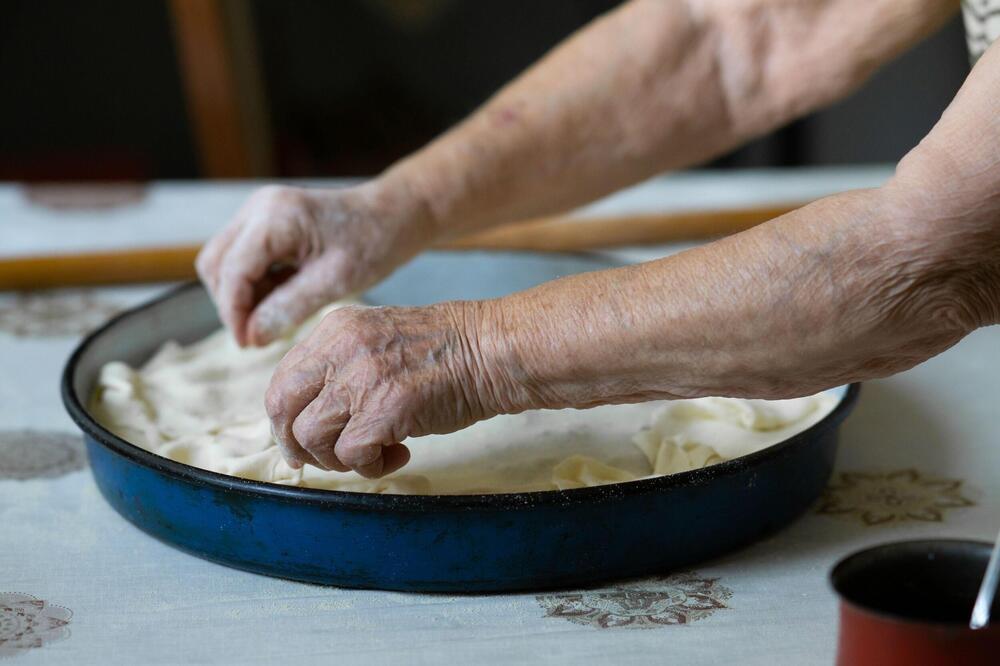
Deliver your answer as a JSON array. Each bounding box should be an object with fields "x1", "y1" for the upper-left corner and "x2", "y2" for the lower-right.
[{"x1": 831, "y1": 540, "x2": 999, "y2": 624}]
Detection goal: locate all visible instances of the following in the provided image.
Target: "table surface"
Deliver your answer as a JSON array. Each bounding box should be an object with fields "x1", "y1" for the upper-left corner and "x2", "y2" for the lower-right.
[{"x1": 2, "y1": 167, "x2": 997, "y2": 665}]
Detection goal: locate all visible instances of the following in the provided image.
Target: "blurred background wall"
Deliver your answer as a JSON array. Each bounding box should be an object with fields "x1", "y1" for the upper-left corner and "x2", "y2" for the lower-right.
[{"x1": 0, "y1": 0, "x2": 971, "y2": 182}]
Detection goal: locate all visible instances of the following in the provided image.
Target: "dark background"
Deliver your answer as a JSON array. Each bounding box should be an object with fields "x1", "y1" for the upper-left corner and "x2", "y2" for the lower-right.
[{"x1": 0, "y1": 0, "x2": 971, "y2": 181}]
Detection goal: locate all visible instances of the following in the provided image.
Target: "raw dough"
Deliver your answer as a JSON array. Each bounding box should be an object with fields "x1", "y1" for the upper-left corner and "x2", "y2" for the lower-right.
[{"x1": 90, "y1": 303, "x2": 839, "y2": 495}]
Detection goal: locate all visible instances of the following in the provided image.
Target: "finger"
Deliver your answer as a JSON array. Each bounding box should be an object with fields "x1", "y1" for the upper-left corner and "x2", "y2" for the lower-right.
[
  {"x1": 194, "y1": 215, "x2": 243, "y2": 299},
  {"x1": 198, "y1": 185, "x2": 296, "y2": 298},
  {"x1": 216, "y1": 221, "x2": 302, "y2": 346},
  {"x1": 269, "y1": 421, "x2": 313, "y2": 471},
  {"x1": 357, "y1": 443, "x2": 410, "y2": 479},
  {"x1": 246, "y1": 260, "x2": 342, "y2": 346},
  {"x1": 291, "y1": 383, "x2": 352, "y2": 472},
  {"x1": 335, "y1": 415, "x2": 403, "y2": 478},
  {"x1": 265, "y1": 348, "x2": 327, "y2": 468}
]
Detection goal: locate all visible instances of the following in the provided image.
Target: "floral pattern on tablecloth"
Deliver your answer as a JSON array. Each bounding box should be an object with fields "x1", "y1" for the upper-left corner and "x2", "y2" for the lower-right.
[
  {"x1": 0, "y1": 430, "x2": 86, "y2": 481},
  {"x1": 537, "y1": 572, "x2": 732, "y2": 629},
  {"x1": 0, "y1": 593, "x2": 72, "y2": 659},
  {"x1": 816, "y1": 469, "x2": 975, "y2": 526},
  {"x1": 0, "y1": 291, "x2": 122, "y2": 338}
]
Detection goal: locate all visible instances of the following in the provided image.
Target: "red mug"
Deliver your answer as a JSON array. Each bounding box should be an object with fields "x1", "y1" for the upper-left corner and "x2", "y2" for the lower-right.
[{"x1": 831, "y1": 539, "x2": 1000, "y2": 666}]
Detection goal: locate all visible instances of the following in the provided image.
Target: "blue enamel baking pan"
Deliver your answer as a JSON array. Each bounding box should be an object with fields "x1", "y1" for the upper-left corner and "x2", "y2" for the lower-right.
[{"x1": 62, "y1": 251, "x2": 859, "y2": 592}]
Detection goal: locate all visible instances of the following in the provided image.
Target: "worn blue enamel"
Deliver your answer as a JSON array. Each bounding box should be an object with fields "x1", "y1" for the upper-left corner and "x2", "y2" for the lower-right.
[{"x1": 63, "y1": 251, "x2": 859, "y2": 592}]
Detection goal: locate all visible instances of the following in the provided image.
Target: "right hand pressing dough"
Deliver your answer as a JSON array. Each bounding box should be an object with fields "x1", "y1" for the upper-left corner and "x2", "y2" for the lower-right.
[{"x1": 90, "y1": 303, "x2": 839, "y2": 495}]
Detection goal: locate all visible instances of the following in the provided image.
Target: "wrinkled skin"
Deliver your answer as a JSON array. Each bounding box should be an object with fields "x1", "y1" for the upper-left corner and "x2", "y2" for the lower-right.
[
  {"x1": 264, "y1": 303, "x2": 503, "y2": 476},
  {"x1": 196, "y1": 183, "x2": 430, "y2": 346},
  {"x1": 200, "y1": 0, "x2": 1000, "y2": 477}
]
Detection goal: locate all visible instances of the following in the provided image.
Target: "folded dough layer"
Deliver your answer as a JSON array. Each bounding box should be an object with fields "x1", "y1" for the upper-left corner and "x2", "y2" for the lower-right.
[{"x1": 90, "y1": 302, "x2": 837, "y2": 495}]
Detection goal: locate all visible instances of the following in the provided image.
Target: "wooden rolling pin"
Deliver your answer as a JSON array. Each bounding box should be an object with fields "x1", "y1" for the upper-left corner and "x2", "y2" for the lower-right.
[{"x1": 0, "y1": 203, "x2": 802, "y2": 290}]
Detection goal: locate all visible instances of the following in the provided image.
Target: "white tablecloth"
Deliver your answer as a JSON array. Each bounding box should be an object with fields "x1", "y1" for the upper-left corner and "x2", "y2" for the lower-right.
[{"x1": 2, "y1": 168, "x2": 997, "y2": 665}]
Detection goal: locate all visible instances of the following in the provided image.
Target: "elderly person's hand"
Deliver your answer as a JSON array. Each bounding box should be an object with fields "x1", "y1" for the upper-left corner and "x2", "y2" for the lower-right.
[
  {"x1": 195, "y1": 183, "x2": 432, "y2": 347},
  {"x1": 201, "y1": 0, "x2": 987, "y2": 477},
  {"x1": 264, "y1": 302, "x2": 526, "y2": 475}
]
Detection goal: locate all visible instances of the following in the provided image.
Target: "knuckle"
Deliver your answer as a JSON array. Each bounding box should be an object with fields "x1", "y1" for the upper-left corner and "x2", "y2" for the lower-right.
[
  {"x1": 264, "y1": 381, "x2": 287, "y2": 422},
  {"x1": 260, "y1": 185, "x2": 305, "y2": 210},
  {"x1": 335, "y1": 441, "x2": 372, "y2": 468},
  {"x1": 292, "y1": 410, "x2": 339, "y2": 452},
  {"x1": 320, "y1": 307, "x2": 361, "y2": 338},
  {"x1": 293, "y1": 421, "x2": 320, "y2": 452},
  {"x1": 325, "y1": 304, "x2": 361, "y2": 322}
]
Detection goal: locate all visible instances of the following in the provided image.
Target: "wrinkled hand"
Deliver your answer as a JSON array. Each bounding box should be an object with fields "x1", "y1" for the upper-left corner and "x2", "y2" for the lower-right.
[
  {"x1": 196, "y1": 183, "x2": 430, "y2": 346},
  {"x1": 265, "y1": 302, "x2": 526, "y2": 477}
]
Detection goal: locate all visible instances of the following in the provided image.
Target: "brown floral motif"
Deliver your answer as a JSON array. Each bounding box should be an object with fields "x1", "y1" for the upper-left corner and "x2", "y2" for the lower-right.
[
  {"x1": 537, "y1": 572, "x2": 732, "y2": 629},
  {"x1": 0, "y1": 291, "x2": 122, "y2": 338},
  {"x1": 0, "y1": 430, "x2": 86, "y2": 481},
  {"x1": 817, "y1": 469, "x2": 975, "y2": 526},
  {"x1": 0, "y1": 593, "x2": 72, "y2": 659}
]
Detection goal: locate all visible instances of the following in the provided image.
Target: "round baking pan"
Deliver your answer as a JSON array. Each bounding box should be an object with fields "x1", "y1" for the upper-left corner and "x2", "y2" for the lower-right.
[{"x1": 62, "y1": 251, "x2": 859, "y2": 592}]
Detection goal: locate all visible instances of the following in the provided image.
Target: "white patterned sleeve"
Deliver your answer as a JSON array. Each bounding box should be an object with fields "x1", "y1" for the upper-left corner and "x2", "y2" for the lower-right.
[{"x1": 963, "y1": 0, "x2": 1000, "y2": 62}]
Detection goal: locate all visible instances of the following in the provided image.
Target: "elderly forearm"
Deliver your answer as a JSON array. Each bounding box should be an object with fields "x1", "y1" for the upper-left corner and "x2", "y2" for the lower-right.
[
  {"x1": 380, "y1": 0, "x2": 956, "y2": 239},
  {"x1": 474, "y1": 182, "x2": 993, "y2": 410},
  {"x1": 469, "y1": 37, "x2": 1000, "y2": 413},
  {"x1": 472, "y1": 188, "x2": 940, "y2": 409}
]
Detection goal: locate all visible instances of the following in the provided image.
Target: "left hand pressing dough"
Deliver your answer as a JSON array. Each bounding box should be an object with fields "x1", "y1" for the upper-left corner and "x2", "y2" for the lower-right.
[{"x1": 90, "y1": 302, "x2": 839, "y2": 495}]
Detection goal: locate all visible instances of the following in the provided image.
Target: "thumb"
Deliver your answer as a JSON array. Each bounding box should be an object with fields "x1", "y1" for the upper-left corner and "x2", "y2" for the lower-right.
[
  {"x1": 246, "y1": 261, "x2": 345, "y2": 345},
  {"x1": 335, "y1": 415, "x2": 411, "y2": 479}
]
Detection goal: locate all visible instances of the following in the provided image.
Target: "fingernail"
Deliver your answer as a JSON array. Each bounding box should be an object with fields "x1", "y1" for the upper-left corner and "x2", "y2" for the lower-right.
[{"x1": 355, "y1": 458, "x2": 385, "y2": 479}]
